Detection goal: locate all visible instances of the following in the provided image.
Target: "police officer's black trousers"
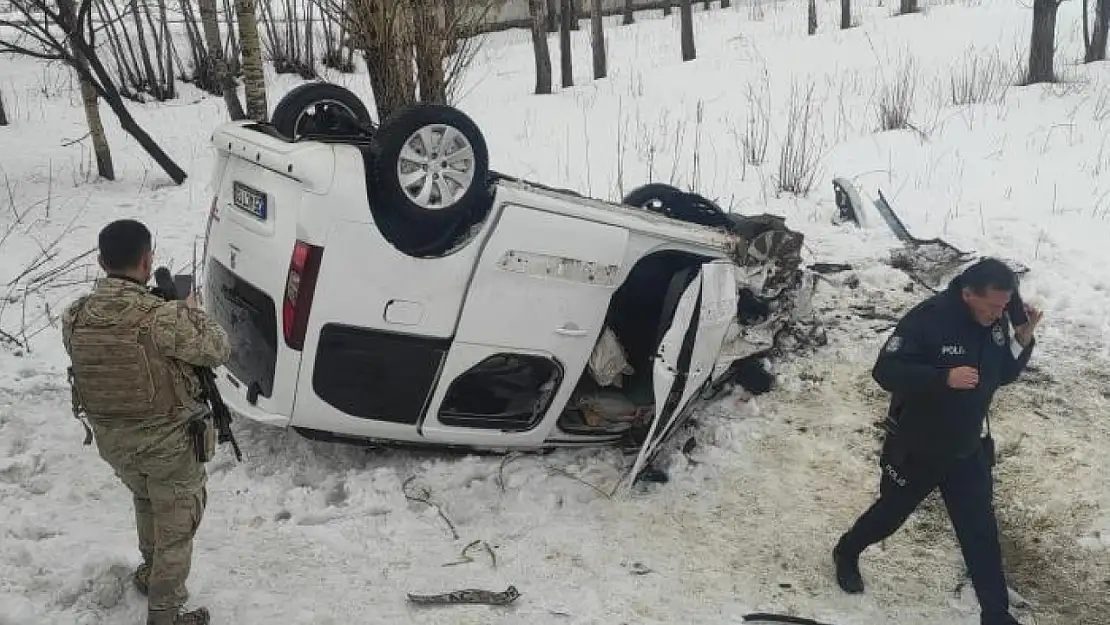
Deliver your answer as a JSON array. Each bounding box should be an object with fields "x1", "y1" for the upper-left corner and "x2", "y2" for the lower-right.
[{"x1": 838, "y1": 445, "x2": 1009, "y2": 620}]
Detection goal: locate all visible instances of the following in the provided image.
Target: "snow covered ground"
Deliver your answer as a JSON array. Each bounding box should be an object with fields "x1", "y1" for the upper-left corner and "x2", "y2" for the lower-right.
[{"x1": 2, "y1": 1, "x2": 1110, "y2": 623}]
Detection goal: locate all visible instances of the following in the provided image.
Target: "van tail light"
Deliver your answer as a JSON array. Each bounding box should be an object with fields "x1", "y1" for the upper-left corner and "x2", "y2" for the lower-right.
[{"x1": 283, "y1": 240, "x2": 324, "y2": 350}]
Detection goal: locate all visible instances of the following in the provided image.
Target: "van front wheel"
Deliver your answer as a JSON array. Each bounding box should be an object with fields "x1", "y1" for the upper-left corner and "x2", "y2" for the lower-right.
[{"x1": 370, "y1": 104, "x2": 490, "y2": 228}]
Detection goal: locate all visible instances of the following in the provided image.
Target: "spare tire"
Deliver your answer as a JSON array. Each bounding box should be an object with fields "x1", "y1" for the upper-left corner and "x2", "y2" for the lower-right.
[
  {"x1": 271, "y1": 82, "x2": 373, "y2": 140},
  {"x1": 369, "y1": 103, "x2": 490, "y2": 229}
]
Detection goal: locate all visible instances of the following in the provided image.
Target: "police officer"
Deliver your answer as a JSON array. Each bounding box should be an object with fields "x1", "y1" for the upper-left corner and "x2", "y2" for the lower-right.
[
  {"x1": 832, "y1": 258, "x2": 1042, "y2": 625},
  {"x1": 62, "y1": 220, "x2": 230, "y2": 625}
]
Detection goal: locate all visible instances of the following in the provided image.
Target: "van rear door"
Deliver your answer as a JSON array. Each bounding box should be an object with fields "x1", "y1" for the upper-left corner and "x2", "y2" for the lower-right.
[{"x1": 203, "y1": 131, "x2": 332, "y2": 423}]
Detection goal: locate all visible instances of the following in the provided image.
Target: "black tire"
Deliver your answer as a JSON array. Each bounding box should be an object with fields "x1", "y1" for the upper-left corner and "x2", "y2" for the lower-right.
[
  {"x1": 270, "y1": 82, "x2": 373, "y2": 140},
  {"x1": 369, "y1": 103, "x2": 490, "y2": 228},
  {"x1": 623, "y1": 183, "x2": 731, "y2": 230},
  {"x1": 622, "y1": 183, "x2": 684, "y2": 213}
]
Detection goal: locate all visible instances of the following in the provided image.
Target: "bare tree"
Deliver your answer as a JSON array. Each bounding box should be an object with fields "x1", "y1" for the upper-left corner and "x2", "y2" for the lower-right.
[
  {"x1": 808, "y1": 0, "x2": 816, "y2": 34},
  {"x1": 529, "y1": 0, "x2": 552, "y2": 94},
  {"x1": 260, "y1": 0, "x2": 317, "y2": 77},
  {"x1": 547, "y1": 0, "x2": 558, "y2": 32},
  {"x1": 0, "y1": 88, "x2": 7, "y2": 126},
  {"x1": 0, "y1": 0, "x2": 187, "y2": 183},
  {"x1": 590, "y1": 0, "x2": 606, "y2": 79},
  {"x1": 173, "y1": 0, "x2": 218, "y2": 92},
  {"x1": 235, "y1": 0, "x2": 267, "y2": 120},
  {"x1": 560, "y1": 0, "x2": 573, "y2": 87},
  {"x1": 623, "y1": 0, "x2": 634, "y2": 24},
  {"x1": 412, "y1": 0, "x2": 446, "y2": 103},
  {"x1": 1084, "y1": 0, "x2": 1110, "y2": 62},
  {"x1": 899, "y1": 0, "x2": 917, "y2": 14},
  {"x1": 679, "y1": 0, "x2": 695, "y2": 61},
  {"x1": 1027, "y1": 0, "x2": 1063, "y2": 83},
  {"x1": 841, "y1": 0, "x2": 851, "y2": 28},
  {"x1": 663, "y1": 0, "x2": 672, "y2": 16},
  {"x1": 319, "y1": 0, "x2": 497, "y2": 120},
  {"x1": 321, "y1": 0, "x2": 355, "y2": 71},
  {"x1": 198, "y1": 0, "x2": 247, "y2": 119},
  {"x1": 59, "y1": 0, "x2": 115, "y2": 179}
]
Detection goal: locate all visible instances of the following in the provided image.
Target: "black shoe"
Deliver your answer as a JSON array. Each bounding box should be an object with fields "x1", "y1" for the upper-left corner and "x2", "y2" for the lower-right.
[{"x1": 833, "y1": 543, "x2": 864, "y2": 594}]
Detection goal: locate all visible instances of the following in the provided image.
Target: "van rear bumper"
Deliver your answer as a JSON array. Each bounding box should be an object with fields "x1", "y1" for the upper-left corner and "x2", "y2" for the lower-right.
[{"x1": 214, "y1": 367, "x2": 292, "y2": 428}]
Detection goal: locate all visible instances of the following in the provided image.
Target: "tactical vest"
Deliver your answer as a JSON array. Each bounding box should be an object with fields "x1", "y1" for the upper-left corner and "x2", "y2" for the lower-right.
[{"x1": 66, "y1": 294, "x2": 186, "y2": 421}]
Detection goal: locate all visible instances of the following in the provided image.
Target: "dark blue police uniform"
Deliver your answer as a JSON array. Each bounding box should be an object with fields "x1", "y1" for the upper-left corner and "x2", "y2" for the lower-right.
[{"x1": 836, "y1": 276, "x2": 1035, "y2": 624}]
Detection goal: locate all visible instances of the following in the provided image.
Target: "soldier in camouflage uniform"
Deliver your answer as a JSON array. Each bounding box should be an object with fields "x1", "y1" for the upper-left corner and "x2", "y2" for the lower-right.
[{"x1": 61, "y1": 220, "x2": 230, "y2": 625}]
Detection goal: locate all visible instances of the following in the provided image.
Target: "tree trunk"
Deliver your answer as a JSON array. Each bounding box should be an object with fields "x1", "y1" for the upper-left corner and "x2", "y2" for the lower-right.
[
  {"x1": 571, "y1": 0, "x2": 582, "y2": 30},
  {"x1": 443, "y1": 0, "x2": 459, "y2": 56},
  {"x1": 808, "y1": 0, "x2": 817, "y2": 34},
  {"x1": 703, "y1": 0, "x2": 710, "y2": 9},
  {"x1": 679, "y1": 0, "x2": 695, "y2": 61},
  {"x1": 841, "y1": 0, "x2": 851, "y2": 28},
  {"x1": 899, "y1": 0, "x2": 917, "y2": 13},
  {"x1": 0, "y1": 89, "x2": 7, "y2": 126},
  {"x1": 77, "y1": 40, "x2": 187, "y2": 183},
  {"x1": 129, "y1": 0, "x2": 159, "y2": 92},
  {"x1": 560, "y1": 0, "x2": 574, "y2": 87},
  {"x1": 591, "y1": 0, "x2": 606, "y2": 79},
  {"x1": 1027, "y1": 0, "x2": 1060, "y2": 84},
  {"x1": 357, "y1": 2, "x2": 416, "y2": 121},
  {"x1": 77, "y1": 65, "x2": 116, "y2": 180},
  {"x1": 158, "y1": 0, "x2": 175, "y2": 98},
  {"x1": 722, "y1": 0, "x2": 731, "y2": 7},
  {"x1": 663, "y1": 1, "x2": 672, "y2": 16},
  {"x1": 623, "y1": 0, "x2": 635, "y2": 24},
  {"x1": 197, "y1": 0, "x2": 246, "y2": 119},
  {"x1": 222, "y1": 0, "x2": 241, "y2": 75},
  {"x1": 58, "y1": 0, "x2": 115, "y2": 180},
  {"x1": 413, "y1": 0, "x2": 446, "y2": 103},
  {"x1": 1086, "y1": 0, "x2": 1110, "y2": 62},
  {"x1": 529, "y1": 0, "x2": 553, "y2": 94},
  {"x1": 547, "y1": 0, "x2": 559, "y2": 32},
  {"x1": 235, "y1": 0, "x2": 268, "y2": 120}
]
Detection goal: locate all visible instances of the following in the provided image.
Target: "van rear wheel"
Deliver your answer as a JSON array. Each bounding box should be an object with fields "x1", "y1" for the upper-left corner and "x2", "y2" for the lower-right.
[
  {"x1": 271, "y1": 82, "x2": 373, "y2": 140},
  {"x1": 369, "y1": 104, "x2": 490, "y2": 229}
]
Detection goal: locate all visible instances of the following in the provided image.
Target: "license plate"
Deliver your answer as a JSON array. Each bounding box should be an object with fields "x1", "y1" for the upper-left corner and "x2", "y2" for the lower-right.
[{"x1": 232, "y1": 182, "x2": 267, "y2": 220}]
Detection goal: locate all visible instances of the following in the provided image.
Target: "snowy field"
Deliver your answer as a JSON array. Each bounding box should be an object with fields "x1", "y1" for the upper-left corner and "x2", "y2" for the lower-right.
[{"x1": 2, "y1": 1, "x2": 1110, "y2": 623}]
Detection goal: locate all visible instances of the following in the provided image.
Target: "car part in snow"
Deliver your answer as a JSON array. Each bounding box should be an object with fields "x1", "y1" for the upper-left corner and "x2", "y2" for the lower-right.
[
  {"x1": 270, "y1": 82, "x2": 374, "y2": 141},
  {"x1": 832, "y1": 177, "x2": 867, "y2": 227},
  {"x1": 832, "y1": 179, "x2": 1029, "y2": 291},
  {"x1": 742, "y1": 613, "x2": 839, "y2": 625},
  {"x1": 407, "y1": 585, "x2": 521, "y2": 606}
]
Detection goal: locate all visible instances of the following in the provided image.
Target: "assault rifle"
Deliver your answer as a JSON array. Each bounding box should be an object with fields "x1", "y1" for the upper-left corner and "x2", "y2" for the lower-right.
[{"x1": 153, "y1": 266, "x2": 243, "y2": 462}]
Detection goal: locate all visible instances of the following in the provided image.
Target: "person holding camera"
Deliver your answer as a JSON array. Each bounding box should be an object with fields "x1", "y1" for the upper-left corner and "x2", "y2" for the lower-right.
[
  {"x1": 832, "y1": 258, "x2": 1042, "y2": 625},
  {"x1": 62, "y1": 219, "x2": 230, "y2": 625}
]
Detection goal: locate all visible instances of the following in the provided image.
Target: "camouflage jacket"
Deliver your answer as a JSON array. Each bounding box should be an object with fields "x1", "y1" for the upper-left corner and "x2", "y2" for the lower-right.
[{"x1": 61, "y1": 276, "x2": 230, "y2": 450}]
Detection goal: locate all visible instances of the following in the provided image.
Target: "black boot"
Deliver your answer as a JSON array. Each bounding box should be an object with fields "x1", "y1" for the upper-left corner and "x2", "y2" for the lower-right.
[{"x1": 833, "y1": 541, "x2": 864, "y2": 594}]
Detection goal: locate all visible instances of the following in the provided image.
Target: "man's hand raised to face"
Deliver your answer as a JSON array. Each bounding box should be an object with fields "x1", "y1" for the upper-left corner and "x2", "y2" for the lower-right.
[
  {"x1": 1014, "y1": 304, "x2": 1043, "y2": 347},
  {"x1": 947, "y1": 366, "x2": 979, "y2": 390}
]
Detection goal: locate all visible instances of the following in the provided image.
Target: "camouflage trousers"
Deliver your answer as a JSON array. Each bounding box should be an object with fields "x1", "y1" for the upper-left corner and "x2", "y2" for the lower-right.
[{"x1": 92, "y1": 421, "x2": 208, "y2": 613}]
